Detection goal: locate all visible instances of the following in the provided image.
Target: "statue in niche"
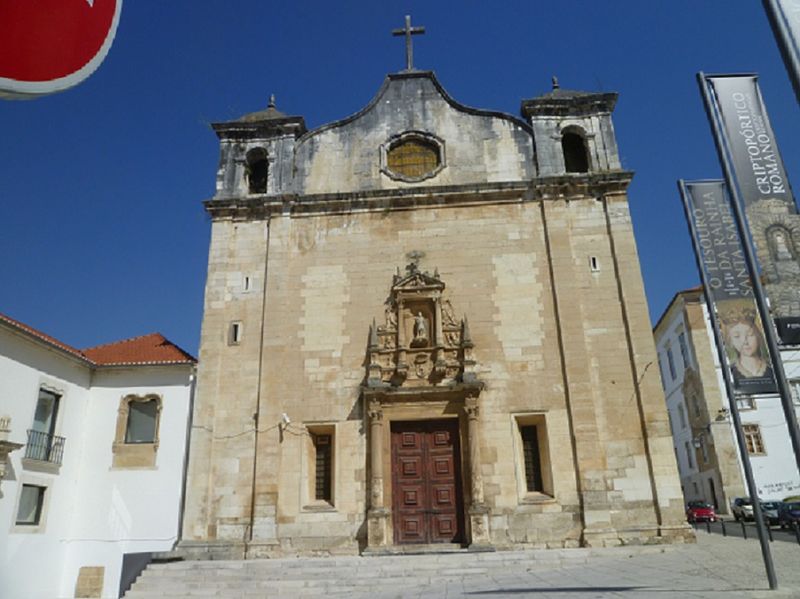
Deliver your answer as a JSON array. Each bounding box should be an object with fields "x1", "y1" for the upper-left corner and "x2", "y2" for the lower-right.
[
  {"x1": 411, "y1": 312, "x2": 429, "y2": 347},
  {"x1": 771, "y1": 229, "x2": 795, "y2": 262}
]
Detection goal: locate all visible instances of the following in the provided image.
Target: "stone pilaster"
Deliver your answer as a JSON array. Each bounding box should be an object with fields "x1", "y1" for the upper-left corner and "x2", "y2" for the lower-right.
[
  {"x1": 465, "y1": 396, "x2": 490, "y2": 546},
  {"x1": 367, "y1": 399, "x2": 389, "y2": 547}
]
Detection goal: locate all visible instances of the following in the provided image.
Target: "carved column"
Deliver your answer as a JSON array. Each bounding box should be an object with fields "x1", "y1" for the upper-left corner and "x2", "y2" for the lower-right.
[
  {"x1": 367, "y1": 399, "x2": 389, "y2": 547},
  {"x1": 465, "y1": 396, "x2": 491, "y2": 546}
]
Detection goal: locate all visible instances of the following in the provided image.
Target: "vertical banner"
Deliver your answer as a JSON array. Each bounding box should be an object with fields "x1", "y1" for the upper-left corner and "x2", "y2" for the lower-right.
[
  {"x1": 704, "y1": 74, "x2": 800, "y2": 342},
  {"x1": 706, "y1": 75, "x2": 795, "y2": 210},
  {"x1": 683, "y1": 180, "x2": 778, "y2": 395}
]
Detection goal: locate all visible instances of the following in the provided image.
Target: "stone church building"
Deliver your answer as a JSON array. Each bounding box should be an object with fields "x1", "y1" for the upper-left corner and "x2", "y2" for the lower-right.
[{"x1": 180, "y1": 50, "x2": 690, "y2": 557}]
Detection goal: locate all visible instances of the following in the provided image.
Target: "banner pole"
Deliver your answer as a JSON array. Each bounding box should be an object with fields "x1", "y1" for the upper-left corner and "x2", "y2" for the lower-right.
[
  {"x1": 678, "y1": 179, "x2": 777, "y2": 591},
  {"x1": 763, "y1": 0, "x2": 800, "y2": 105},
  {"x1": 697, "y1": 72, "x2": 800, "y2": 478}
]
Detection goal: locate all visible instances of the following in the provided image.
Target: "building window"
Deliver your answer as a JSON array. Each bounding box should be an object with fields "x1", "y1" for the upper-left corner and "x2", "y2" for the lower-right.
[
  {"x1": 245, "y1": 147, "x2": 268, "y2": 193},
  {"x1": 16, "y1": 484, "x2": 45, "y2": 525},
  {"x1": 677, "y1": 403, "x2": 687, "y2": 429},
  {"x1": 520, "y1": 425, "x2": 544, "y2": 493},
  {"x1": 700, "y1": 437, "x2": 709, "y2": 463},
  {"x1": 737, "y1": 396, "x2": 756, "y2": 411},
  {"x1": 387, "y1": 139, "x2": 439, "y2": 179},
  {"x1": 684, "y1": 440, "x2": 694, "y2": 469},
  {"x1": 112, "y1": 394, "x2": 162, "y2": 468},
  {"x1": 242, "y1": 276, "x2": 252, "y2": 292},
  {"x1": 514, "y1": 414, "x2": 553, "y2": 500},
  {"x1": 25, "y1": 388, "x2": 65, "y2": 465},
  {"x1": 228, "y1": 321, "x2": 242, "y2": 345},
  {"x1": 666, "y1": 347, "x2": 677, "y2": 380},
  {"x1": 589, "y1": 256, "x2": 600, "y2": 272},
  {"x1": 382, "y1": 131, "x2": 445, "y2": 182},
  {"x1": 562, "y1": 129, "x2": 589, "y2": 173},
  {"x1": 678, "y1": 332, "x2": 689, "y2": 368},
  {"x1": 125, "y1": 399, "x2": 159, "y2": 444},
  {"x1": 743, "y1": 424, "x2": 766, "y2": 455},
  {"x1": 313, "y1": 433, "x2": 333, "y2": 502}
]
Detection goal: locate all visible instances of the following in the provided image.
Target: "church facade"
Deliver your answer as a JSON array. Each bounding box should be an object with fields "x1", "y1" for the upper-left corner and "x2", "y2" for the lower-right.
[{"x1": 180, "y1": 64, "x2": 691, "y2": 557}]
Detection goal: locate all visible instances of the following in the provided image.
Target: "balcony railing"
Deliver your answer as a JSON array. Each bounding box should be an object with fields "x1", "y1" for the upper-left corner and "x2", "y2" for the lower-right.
[{"x1": 24, "y1": 429, "x2": 65, "y2": 465}]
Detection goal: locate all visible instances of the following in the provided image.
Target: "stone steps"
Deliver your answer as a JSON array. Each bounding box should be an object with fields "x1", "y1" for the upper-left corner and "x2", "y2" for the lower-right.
[{"x1": 124, "y1": 545, "x2": 671, "y2": 598}]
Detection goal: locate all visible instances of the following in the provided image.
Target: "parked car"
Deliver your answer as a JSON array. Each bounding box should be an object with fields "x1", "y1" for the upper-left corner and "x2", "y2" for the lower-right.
[
  {"x1": 732, "y1": 497, "x2": 754, "y2": 521},
  {"x1": 778, "y1": 501, "x2": 800, "y2": 529},
  {"x1": 760, "y1": 501, "x2": 783, "y2": 525},
  {"x1": 686, "y1": 500, "x2": 717, "y2": 523}
]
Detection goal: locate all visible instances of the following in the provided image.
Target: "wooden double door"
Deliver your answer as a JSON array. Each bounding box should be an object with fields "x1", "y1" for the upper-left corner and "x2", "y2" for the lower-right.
[{"x1": 391, "y1": 419, "x2": 465, "y2": 545}]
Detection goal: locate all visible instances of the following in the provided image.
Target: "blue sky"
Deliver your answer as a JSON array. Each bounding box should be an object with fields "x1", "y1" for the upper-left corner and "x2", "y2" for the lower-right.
[{"x1": 2, "y1": 1, "x2": 799, "y2": 355}]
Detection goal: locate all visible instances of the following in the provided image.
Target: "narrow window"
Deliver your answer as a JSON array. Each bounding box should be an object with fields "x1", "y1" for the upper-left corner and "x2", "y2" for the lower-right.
[
  {"x1": 701, "y1": 437, "x2": 709, "y2": 463},
  {"x1": 589, "y1": 256, "x2": 599, "y2": 272},
  {"x1": 314, "y1": 433, "x2": 333, "y2": 503},
  {"x1": 228, "y1": 321, "x2": 242, "y2": 345},
  {"x1": 743, "y1": 424, "x2": 766, "y2": 455},
  {"x1": 666, "y1": 347, "x2": 677, "y2": 380},
  {"x1": 562, "y1": 131, "x2": 589, "y2": 173},
  {"x1": 520, "y1": 425, "x2": 544, "y2": 492},
  {"x1": 678, "y1": 403, "x2": 687, "y2": 429},
  {"x1": 678, "y1": 332, "x2": 689, "y2": 368},
  {"x1": 16, "y1": 484, "x2": 45, "y2": 525},
  {"x1": 243, "y1": 276, "x2": 251, "y2": 292},
  {"x1": 27, "y1": 388, "x2": 61, "y2": 462},
  {"x1": 245, "y1": 148, "x2": 268, "y2": 193},
  {"x1": 125, "y1": 399, "x2": 158, "y2": 444},
  {"x1": 684, "y1": 441, "x2": 694, "y2": 469}
]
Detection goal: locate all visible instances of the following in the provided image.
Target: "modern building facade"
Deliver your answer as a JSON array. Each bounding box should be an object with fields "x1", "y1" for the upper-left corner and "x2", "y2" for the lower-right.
[{"x1": 654, "y1": 288, "x2": 800, "y2": 512}]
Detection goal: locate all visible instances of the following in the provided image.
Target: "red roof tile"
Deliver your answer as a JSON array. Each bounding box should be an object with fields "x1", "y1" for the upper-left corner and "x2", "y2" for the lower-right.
[
  {"x1": 0, "y1": 312, "x2": 89, "y2": 362},
  {"x1": 82, "y1": 333, "x2": 196, "y2": 365},
  {"x1": 0, "y1": 312, "x2": 195, "y2": 367}
]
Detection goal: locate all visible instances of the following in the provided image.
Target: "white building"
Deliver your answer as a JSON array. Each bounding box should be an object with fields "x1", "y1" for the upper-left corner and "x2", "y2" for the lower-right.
[
  {"x1": 653, "y1": 288, "x2": 800, "y2": 513},
  {"x1": 0, "y1": 312, "x2": 196, "y2": 599}
]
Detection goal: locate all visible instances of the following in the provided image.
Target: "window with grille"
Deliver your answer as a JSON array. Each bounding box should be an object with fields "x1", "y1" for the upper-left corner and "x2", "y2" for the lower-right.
[
  {"x1": 314, "y1": 434, "x2": 333, "y2": 502},
  {"x1": 743, "y1": 424, "x2": 766, "y2": 455},
  {"x1": 520, "y1": 425, "x2": 544, "y2": 493},
  {"x1": 385, "y1": 138, "x2": 441, "y2": 180}
]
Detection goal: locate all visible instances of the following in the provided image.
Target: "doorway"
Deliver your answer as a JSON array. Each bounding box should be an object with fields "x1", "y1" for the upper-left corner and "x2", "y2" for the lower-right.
[{"x1": 390, "y1": 419, "x2": 465, "y2": 545}]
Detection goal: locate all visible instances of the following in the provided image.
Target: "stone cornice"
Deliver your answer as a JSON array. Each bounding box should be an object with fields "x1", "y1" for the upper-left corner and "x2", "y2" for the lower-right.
[{"x1": 203, "y1": 171, "x2": 634, "y2": 220}]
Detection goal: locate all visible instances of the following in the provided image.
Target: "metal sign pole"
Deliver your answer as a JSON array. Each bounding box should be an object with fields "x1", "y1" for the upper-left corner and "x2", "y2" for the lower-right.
[
  {"x1": 763, "y1": 0, "x2": 800, "y2": 105},
  {"x1": 697, "y1": 72, "x2": 800, "y2": 478},
  {"x1": 678, "y1": 179, "x2": 777, "y2": 590}
]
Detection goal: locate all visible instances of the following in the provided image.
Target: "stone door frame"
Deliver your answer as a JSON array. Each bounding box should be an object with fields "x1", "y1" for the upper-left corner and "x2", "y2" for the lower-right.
[{"x1": 363, "y1": 385, "x2": 491, "y2": 551}]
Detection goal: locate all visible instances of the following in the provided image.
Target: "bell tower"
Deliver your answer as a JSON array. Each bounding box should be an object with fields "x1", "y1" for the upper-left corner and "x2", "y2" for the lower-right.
[{"x1": 521, "y1": 78, "x2": 621, "y2": 177}]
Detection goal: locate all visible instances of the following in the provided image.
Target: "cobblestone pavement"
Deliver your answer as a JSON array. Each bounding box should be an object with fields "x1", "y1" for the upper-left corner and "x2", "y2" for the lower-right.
[{"x1": 128, "y1": 531, "x2": 800, "y2": 599}]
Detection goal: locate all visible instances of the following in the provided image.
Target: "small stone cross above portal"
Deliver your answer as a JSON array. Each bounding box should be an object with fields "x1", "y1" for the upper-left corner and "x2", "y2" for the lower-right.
[{"x1": 392, "y1": 15, "x2": 425, "y2": 72}]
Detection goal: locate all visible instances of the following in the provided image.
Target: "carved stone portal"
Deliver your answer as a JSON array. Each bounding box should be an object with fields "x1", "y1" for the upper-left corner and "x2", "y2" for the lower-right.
[
  {"x1": 363, "y1": 264, "x2": 488, "y2": 549},
  {"x1": 366, "y1": 262, "x2": 477, "y2": 389}
]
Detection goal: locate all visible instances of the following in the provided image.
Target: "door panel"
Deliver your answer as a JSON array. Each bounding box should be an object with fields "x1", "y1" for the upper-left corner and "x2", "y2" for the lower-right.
[{"x1": 391, "y1": 419, "x2": 464, "y2": 545}]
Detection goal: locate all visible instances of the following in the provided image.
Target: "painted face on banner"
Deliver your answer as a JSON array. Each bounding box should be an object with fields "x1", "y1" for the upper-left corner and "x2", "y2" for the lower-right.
[{"x1": 728, "y1": 322, "x2": 760, "y2": 358}]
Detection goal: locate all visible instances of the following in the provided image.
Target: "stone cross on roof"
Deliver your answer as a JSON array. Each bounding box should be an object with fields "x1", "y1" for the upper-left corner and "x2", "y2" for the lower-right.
[{"x1": 392, "y1": 15, "x2": 425, "y2": 71}]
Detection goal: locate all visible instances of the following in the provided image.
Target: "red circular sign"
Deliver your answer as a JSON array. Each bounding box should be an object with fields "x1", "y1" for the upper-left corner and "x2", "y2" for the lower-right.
[{"x1": 0, "y1": 0, "x2": 122, "y2": 98}]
